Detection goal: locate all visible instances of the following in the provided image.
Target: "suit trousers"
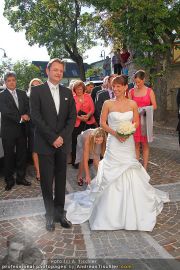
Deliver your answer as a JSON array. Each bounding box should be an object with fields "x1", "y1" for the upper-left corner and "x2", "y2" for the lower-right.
[
  {"x1": 2, "y1": 134, "x2": 27, "y2": 184},
  {"x1": 38, "y1": 149, "x2": 67, "y2": 218},
  {"x1": 114, "y1": 64, "x2": 122, "y2": 75}
]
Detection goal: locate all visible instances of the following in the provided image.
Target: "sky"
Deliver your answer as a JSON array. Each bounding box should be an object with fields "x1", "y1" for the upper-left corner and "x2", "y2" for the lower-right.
[{"x1": 0, "y1": 1, "x2": 111, "y2": 64}]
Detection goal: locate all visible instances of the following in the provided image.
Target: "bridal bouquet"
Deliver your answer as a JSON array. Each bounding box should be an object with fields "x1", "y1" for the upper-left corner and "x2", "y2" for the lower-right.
[{"x1": 116, "y1": 121, "x2": 136, "y2": 137}]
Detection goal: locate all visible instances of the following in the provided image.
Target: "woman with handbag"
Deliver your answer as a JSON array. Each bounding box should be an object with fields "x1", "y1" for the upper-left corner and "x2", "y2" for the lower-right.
[{"x1": 71, "y1": 80, "x2": 96, "y2": 167}]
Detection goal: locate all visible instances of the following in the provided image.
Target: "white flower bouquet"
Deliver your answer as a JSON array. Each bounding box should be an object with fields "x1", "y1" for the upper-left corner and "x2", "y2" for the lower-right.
[{"x1": 116, "y1": 121, "x2": 136, "y2": 137}]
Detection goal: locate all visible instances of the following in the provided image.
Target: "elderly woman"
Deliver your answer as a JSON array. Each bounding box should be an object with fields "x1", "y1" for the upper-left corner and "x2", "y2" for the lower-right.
[{"x1": 71, "y1": 80, "x2": 96, "y2": 167}]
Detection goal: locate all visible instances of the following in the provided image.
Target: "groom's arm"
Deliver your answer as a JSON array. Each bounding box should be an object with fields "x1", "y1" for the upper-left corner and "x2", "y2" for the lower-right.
[{"x1": 59, "y1": 90, "x2": 76, "y2": 141}]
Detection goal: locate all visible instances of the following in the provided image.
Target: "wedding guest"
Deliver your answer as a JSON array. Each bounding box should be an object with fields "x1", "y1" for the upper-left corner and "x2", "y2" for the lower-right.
[
  {"x1": 68, "y1": 79, "x2": 76, "y2": 92},
  {"x1": 112, "y1": 49, "x2": 122, "y2": 75},
  {"x1": 120, "y1": 47, "x2": 130, "y2": 76},
  {"x1": 129, "y1": 70, "x2": 157, "y2": 170},
  {"x1": 103, "y1": 56, "x2": 111, "y2": 76},
  {"x1": 71, "y1": 80, "x2": 96, "y2": 167},
  {"x1": 95, "y1": 74, "x2": 117, "y2": 125},
  {"x1": 120, "y1": 47, "x2": 130, "y2": 65},
  {"x1": 30, "y1": 58, "x2": 76, "y2": 232},
  {"x1": 85, "y1": 81, "x2": 94, "y2": 94},
  {"x1": 91, "y1": 76, "x2": 109, "y2": 103},
  {"x1": 75, "y1": 127, "x2": 107, "y2": 185},
  {"x1": 27, "y1": 78, "x2": 43, "y2": 181},
  {"x1": 176, "y1": 88, "x2": 180, "y2": 146},
  {"x1": 0, "y1": 71, "x2": 31, "y2": 191}
]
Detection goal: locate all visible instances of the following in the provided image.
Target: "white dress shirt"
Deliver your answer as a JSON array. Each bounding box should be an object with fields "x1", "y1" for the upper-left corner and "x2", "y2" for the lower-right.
[
  {"x1": 47, "y1": 81, "x2": 60, "y2": 114},
  {"x1": 7, "y1": 88, "x2": 19, "y2": 108}
]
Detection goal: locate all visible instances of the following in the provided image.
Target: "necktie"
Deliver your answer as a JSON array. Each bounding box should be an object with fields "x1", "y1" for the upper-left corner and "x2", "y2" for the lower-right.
[
  {"x1": 12, "y1": 91, "x2": 19, "y2": 108},
  {"x1": 51, "y1": 86, "x2": 60, "y2": 114}
]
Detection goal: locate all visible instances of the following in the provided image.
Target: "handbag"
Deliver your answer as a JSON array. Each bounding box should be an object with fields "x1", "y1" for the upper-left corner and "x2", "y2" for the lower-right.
[{"x1": 77, "y1": 110, "x2": 87, "y2": 116}]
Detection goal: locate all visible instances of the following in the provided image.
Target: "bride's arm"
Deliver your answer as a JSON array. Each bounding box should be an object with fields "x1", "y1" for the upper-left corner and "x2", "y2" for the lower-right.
[{"x1": 100, "y1": 101, "x2": 117, "y2": 137}]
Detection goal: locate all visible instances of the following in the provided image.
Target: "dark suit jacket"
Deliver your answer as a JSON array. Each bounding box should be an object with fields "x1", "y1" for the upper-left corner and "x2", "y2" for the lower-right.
[
  {"x1": 30, "y1": 82, "x2": 76, "y2": 155},
  {"x1": 94, "y1": 90, "x2": 110, "y2": 124},
  {"x1": 91, "y1": 85, "x2": 102, "y2": 103},
  {"x1": 0, "y1": 89, "x2": 29, "y2": 138}
]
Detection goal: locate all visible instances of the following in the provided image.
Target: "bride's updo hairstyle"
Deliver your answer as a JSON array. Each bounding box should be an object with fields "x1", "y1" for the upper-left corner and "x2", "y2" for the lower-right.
[
  {"x1": 112, "y1": 75, "x2": 128, "y2": 86},
  {"x1": 134, "y1": 70, "x2": 145, "y2": 80},
  {"x1": 89, "y1": 128, "x2": 107, "y2": 156}
]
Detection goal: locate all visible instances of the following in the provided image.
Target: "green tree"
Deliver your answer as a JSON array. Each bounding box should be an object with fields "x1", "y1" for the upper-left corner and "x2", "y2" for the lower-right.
[
  {"x1": 86, "y1": 67, "x2": 103, "y2": 78},
  {"x1": 85, "y1": 0, "x2": 180, "y2": 120},
  {"x1": 0, "y1": 59, "x2": 42, "y2": 90},
  {"x1": 4, "y1": 0, "x2": 100, "y2": 81},
  {"x1": 0, "y1": 59, "x2": 13, "y2": 82},
  {"x1": 13, "y1": 60, "x2": 42, "y2": 91}
]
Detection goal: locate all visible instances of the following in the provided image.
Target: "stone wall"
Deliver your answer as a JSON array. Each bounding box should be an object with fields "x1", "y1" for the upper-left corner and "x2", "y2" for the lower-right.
[
  {"x1": 166, "y1": 63, "x2": 180, "y2": 113},
  {"x1": 126, "y1": 61, "x2": 180, "y2": 115}
]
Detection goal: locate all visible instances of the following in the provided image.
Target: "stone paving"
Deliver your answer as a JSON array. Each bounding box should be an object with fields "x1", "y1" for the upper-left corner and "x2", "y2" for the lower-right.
[{"x1": 0, "y1": 132, "x2": 179, "y2": 269}]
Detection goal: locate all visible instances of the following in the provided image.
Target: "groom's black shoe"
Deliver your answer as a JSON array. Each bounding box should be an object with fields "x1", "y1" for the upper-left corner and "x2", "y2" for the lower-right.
[
  {"x1": 5, "y1": 182, "x2": 15, "y2": 191},
  {"x1": 54, "y1": 211, "x2": 72, "y2": 229},
  {"x1": 46, "y1": 216, "x2": 55, "y2": 232},
  {"x1": 59, "y1": 216, "x2": 72, "y2": 229}
]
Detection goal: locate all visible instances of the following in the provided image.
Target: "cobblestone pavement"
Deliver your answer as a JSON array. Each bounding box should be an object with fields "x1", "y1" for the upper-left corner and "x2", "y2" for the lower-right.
[{"x1": 0, "y1": 132, "x2": 179, "y2": 269}]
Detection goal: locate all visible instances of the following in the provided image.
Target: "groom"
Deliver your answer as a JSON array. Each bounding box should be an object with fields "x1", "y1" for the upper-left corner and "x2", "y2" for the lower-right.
[{"x1": 30, "y1": 58, "x2": 76, "y2": 231}]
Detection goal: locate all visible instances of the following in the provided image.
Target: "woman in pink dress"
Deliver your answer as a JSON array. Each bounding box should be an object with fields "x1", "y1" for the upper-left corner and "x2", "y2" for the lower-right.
[{"x1": 129, "y1": 70, "x2": 157, "y2": 170}]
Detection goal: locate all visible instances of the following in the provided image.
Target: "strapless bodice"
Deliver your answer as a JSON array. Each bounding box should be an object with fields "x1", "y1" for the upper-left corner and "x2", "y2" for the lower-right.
[{"x1": 108, "y1": 111, "x2": 133, "y2": 130}]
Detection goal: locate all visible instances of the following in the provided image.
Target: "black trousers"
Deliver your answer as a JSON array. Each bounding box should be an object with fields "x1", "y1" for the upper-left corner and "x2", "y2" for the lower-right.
[
  {"x1": 114, "y1": 64, "x2": 122, "y2": 75},
  {"x1": 38, "y1": 149, "x2": 67, "y2": 218},
  {"x1": 2, "y1": 134, "x2": 27, "y2": 184}
]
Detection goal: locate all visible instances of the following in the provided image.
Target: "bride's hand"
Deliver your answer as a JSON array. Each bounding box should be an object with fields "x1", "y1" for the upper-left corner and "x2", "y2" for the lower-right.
[
  {"x1": 116, "y1": 133, "x2": 129, "y2": 143},
  {"x1": 85, "y1": 175, "x2": 91, "y2": 185}
]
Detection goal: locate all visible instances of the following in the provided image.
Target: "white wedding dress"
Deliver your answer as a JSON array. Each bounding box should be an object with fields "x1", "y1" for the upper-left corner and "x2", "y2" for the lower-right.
[{"x1": 65, "y1": 111, "x2": 169, "y2": 231}]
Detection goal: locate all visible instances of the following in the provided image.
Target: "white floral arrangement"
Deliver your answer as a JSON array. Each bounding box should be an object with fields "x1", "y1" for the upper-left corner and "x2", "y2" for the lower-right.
[{"x1": 116, "y1": 121, "x2": 136, "y2": 137}]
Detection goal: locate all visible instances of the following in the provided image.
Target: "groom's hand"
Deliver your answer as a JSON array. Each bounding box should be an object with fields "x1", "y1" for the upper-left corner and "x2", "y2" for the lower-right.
[{"x1": 53, "y1": 136, "x2": 63, "y2": 148}]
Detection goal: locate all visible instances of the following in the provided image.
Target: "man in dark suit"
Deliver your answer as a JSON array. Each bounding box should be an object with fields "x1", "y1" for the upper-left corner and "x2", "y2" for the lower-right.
[
  {"x1": 30, "y1": 58, "x2": 76, "y2": 232},
  {"x1": 91, "y1": 84, "x2": 102, "y2": 103},
  {"x1": 0, "y1": 71, "x2": 31, "y2": 191},
  {"x1": 94, "y1": 74, "x2": 116, "y2": 125}
]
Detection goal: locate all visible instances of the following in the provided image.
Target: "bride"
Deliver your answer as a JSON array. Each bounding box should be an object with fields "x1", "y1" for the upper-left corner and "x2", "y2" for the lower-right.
[{"x1": 65, "y1": 75, "x2": 169, "y2": 231}]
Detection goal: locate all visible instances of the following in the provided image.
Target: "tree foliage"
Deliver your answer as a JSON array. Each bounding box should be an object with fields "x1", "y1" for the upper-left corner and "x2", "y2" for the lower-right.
[
  {"x1": 4, "y1": 0, "x2": 100, "y2": 80},
  {"x1": 0, "y1": 59, "x2": 42, "y2": 91},
  {"x1": 85, "y1": 0, "x2": 180, "y2": 120},
  {"x1": 85, "y1": 67, "x2": 103, "y2": 78},
  {"x1": 86, "y1": 0, "x2": 179, "y2": 65},
  {"x1": 13, "y1": 60, "x2": 42, "y2": 91}
]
